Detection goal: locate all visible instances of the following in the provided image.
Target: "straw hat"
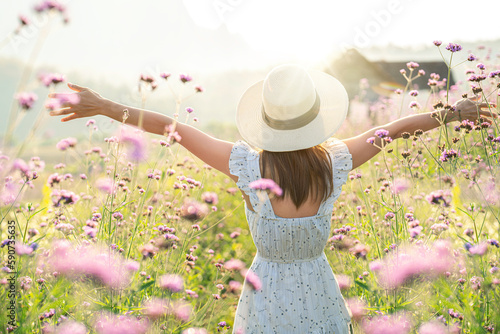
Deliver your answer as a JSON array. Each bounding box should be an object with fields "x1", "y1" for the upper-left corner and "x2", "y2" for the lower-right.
[{"x1": 236, "y1": 64, "x2": 349, "y2": 152}]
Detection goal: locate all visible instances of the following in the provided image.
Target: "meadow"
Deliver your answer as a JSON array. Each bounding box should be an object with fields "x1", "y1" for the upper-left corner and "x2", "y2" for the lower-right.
[{"x1": 2, "y1": 2, "x2": 500, "y2": 334}]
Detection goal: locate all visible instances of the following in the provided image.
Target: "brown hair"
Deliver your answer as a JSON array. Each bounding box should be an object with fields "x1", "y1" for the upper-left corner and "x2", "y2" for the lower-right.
[{"x1": 259, "y1": 144, "x2": 333, "y2": 209}]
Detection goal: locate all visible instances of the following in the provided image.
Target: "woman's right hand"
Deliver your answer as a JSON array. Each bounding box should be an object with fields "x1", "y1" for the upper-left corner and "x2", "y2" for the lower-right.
[{"x1": 49, "y1": 83, "x2": 108, "y2": 122}]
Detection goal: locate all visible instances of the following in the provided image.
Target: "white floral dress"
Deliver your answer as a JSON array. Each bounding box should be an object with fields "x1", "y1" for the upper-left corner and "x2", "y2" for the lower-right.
[{"x1": 229, "y1": 138, "x2": 353, "y2": 334}]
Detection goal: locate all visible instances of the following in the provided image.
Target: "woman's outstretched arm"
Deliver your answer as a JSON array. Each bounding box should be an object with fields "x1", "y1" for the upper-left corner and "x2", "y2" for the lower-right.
[
  {"x1": 49, "y1": 83, "x2": 237, "y2": 179},
  {"x1": 342, "y1": 98, "x2": 497, "y2": 169}
]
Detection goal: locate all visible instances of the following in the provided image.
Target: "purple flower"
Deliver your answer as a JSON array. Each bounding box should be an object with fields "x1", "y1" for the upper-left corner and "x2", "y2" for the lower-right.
[
  {"x1": 249, "y1": 178, "x2": 283, "y2": 196},
  {"x1": 426, "y1": 190, "x2": 451, "y2": 207},
  {"x1": 179, "y1": 74, "x2": 192, "y2": 83},
  {"x1": 160, "y1": 72, "x2": 171, "y2": 79},
  {"x1": 51, "y1": 189, "x2": 79, "y2": 207},
  {"x1": 218, "y1": 321, "x2": 227, "y2": 327},
  {"x1": 445, "y1": 43, "x2": 462, "y2": 53},
  {"x1": 158, "y1": 274, "x2": 184, "y2": 292},
  {"x1": 489, "y1": 70, "x2": 500, "y2": 78},
  {"x1": 16, "y1": 92, "x2": 38, "y2": 110},
  {"x1": 488, "y1": 239, "x2": 500, "y2": 248},
  {"x1": 374, "y1": 129, "x2": 389, "y2": 138},
  {"x1": 194, "y1": 85, "x2": 204, "y2": 93},
  {"x1": 185, "y1": 107, "x2": 194, "y2": 113},
  {"x1": 439, "y1": 149, "x2": 458, "y2": 162},
  {"x1": 467, "y1": 53, "x2": 477, "y2": 61},
  {"x1": 366, "y1": 137, "x2": 375, "y2": 145},
  {"x1": 433, "y1": 40, "x2": 442, "y2": 47},
  {"x1": 409, "y1": 90, "x2": 418, "y2": 97}
]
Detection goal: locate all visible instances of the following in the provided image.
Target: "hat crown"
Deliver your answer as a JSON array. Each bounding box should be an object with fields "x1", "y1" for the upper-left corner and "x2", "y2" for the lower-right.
[{"x1": 262, "y1": 65, "x2": 316, "y2": 121}]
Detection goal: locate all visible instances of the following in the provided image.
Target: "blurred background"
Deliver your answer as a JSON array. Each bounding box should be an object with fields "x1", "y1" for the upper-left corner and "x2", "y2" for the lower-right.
[{"x1": 1, "y1": 0, "x2": 500, "y2": 144}]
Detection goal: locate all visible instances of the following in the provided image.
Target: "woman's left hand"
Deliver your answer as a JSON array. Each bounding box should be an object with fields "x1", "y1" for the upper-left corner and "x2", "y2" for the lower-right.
[{"x1": 449, "y1": 98, "x2": 497, "y2": 123}]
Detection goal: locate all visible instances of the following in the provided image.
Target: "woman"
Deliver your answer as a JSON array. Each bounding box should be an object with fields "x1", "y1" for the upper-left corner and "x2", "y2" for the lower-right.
[{"x1": 49, "y1": 64, "x2": 495, "y2": 333}]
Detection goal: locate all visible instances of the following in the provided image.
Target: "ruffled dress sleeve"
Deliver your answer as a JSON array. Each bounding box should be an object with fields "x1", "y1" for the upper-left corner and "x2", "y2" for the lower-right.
[
  {"x1": 323, "y1": 138, "x2": 353, "y2": 202},
  {"x1": 228, "y1": 140, "x2": 256, "y2": 195}
]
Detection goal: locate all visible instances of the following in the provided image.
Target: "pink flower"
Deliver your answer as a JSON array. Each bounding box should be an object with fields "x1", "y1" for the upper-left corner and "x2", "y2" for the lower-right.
[
  {"x1": 392, "y1": 178, "x2": 409, "y2": 194},
  {"x1": 418, "y1": 320, "x2": 448, "y2": 334},
  {"x1": 119, "y1": 126, "x2": 147, "y2": 161},
  {"x1": 158, "y1": 274, "x2": 183, "y2": 292},
  {"x1": 96, "y1": 178, "x2": 116, "y2": 194},
  {"x1": 94, "y1": 313, "x2": 150, "y2": 334},
  {"x1": 15, "y1": 243, "x2": 34, "y2": 255},
  {"x1": 55, "y1": 321, "x2": 87, "y2": 334},
  {"x1": 180, "y1": 199, "x2": 209, "y2": 221},
  {"x1": 249, "y1": 178, "x2": 283, "y2": 196},
  {"x1": 228, "y1": 280, "x2": 242, "y2": 292},
  {"x1": 242, "y1": 269, "x2": 262, "y2": 290},
  {"x1": 201, "y1": 191, "x2": 218, "y2": 205},
  {"x1": 336, "y1": 274, "x2": 352, "y2": 290},
  {"x1": 179, "y1": 74, "x2": 192, "y2": 83},
  {"x1": 46, "y1": 93, "x2": 80, "y2": 111},
  {"x1": 469, "y1": 243, "x2": 488, "y2": 256},
  {"x1": 143, "y1": 298, "x2": 168, "y2": 319},
  {"x1": 171, "y1": 301, "x2": 192, "y2": 321},
  {"x1": 224, "y1": 259, "x2": 246, "y2": 271},
  {"x1": 362, "y1": 313, "x2": 412, "y2": 334},
  {"x1": 16, "y1": 92, "x2": 38, "y2": 110},
  {"x1": 56, "y1": 137, "x2": 77, "y2": 151},
  {"x1": 377, "y1": 241, "x2": 453, "y2": 289},
  {"x1": 182, "y1": 329, "x2": 207, "y2": 334},
  {"x1": 39, "y1": 73, "x2": 65, "y2": 87},
  {"x1": 46, "y1": 240, "x2": 132, "y2": 289},
  {"x1": 346, "y1": 298, "x2": 366, "y2": 322}
]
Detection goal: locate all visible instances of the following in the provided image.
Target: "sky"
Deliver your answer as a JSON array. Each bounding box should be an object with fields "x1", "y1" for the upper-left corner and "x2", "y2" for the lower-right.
[{"x1": 2, "y1": 0, "x2": 500, "y2": 83}]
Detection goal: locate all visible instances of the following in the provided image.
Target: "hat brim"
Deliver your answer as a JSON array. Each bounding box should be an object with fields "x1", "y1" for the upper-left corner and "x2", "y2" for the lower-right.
[{"x1": 236, "y1": 69, "x2": 349, "y2": 152}]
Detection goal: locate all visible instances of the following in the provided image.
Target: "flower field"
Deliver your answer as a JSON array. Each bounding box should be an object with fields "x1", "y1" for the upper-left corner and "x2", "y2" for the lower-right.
[{"x1": 2, "y1": 2, "x2": 500, "y2": 334}]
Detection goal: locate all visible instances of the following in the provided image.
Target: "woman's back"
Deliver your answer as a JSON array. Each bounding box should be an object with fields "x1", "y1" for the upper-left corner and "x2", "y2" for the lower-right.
[{"x1": 229, "y1": 139, "x2": 353, "y2": 334}]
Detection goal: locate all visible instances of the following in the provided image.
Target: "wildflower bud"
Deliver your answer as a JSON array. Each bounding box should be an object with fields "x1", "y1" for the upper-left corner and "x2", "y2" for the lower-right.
[
  {"x1": 433, "y1": 101, "x2": 444, "y2": 109},
  {"x1": 472, "y1": 87, "x2": 482, "y2": 94},
  {"x1": 462, "y1": 93, "x2": 468, "y2": 98},
  {"x1": 401, "y1": 132, "x2": 410, "y2": 139},
  {"x1": 414, "y1": 129, "x2": 424, "y2": 136},
  {"x1": 430, "y1": 112, "x2": 439, "y2": 118}
]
